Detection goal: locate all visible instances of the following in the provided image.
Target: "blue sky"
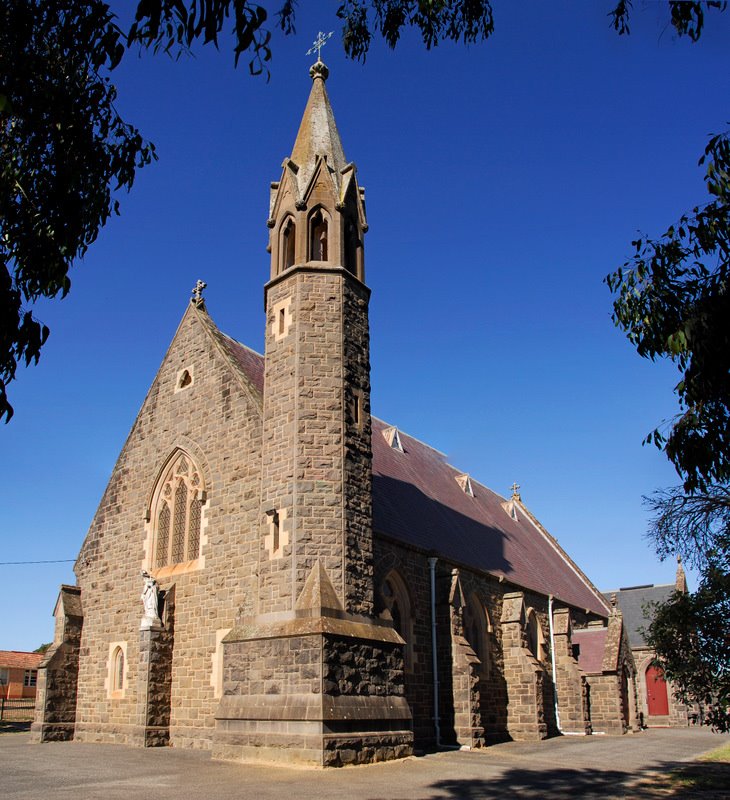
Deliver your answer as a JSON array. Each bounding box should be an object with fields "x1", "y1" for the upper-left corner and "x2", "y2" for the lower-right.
[{"x1": 2, "y1": 3, "x2": 728, "y2": 650}]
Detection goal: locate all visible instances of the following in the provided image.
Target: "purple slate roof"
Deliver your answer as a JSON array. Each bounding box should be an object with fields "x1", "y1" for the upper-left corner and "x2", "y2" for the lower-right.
[
  {"x1": 215, "y1": 331, "x2": 609, "y2": 618},
  {"x1": 219, "y1": 334, "x2": 265, "y2": 395},
  {"x1": 572, "y1": 627, "x2": 608, "y2": 673}
]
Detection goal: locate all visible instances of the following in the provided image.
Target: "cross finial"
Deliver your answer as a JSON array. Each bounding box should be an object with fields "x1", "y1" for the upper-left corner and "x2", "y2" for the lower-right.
[
  {"x1": 192, "y1": 279, "x2": 207, "y2": 305},
  {"x1": 510, "y1": 482, "x2": 521, "y2": 500},
  {"x1": 307, "y1": 31, "x2": 333, "y2": 62}
]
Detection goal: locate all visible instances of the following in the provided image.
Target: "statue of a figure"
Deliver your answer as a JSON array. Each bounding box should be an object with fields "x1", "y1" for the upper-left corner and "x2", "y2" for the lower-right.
[{"x1": 140, "y1": 570, "x2": 162, "y2": 630}]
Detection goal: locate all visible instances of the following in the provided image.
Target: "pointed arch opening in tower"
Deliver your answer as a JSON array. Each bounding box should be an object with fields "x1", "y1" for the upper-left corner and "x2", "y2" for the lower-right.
[
  {"x1": 344, "y1": 217, "x2": 363, "y2": 279},
  {"x1": 280, "y1": 216, "x2": 296, "y2": 273},
  {"x1": 309, "y1": 208, "x2": 329, "y2": 262}
]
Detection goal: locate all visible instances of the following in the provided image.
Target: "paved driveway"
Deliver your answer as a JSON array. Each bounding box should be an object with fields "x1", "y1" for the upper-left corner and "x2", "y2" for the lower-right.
[{"x1": 2, "y1": 727, "x2": 725, "y2": 799}]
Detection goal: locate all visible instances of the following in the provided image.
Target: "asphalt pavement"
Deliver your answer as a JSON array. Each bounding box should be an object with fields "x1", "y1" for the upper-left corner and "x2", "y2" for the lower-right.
[{"x1": 2, "y1": 726, "x2": 725, "y2": 799}]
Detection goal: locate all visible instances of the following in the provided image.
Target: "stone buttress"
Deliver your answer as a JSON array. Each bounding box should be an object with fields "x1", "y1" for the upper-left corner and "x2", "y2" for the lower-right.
[{"x1": 212, "y1": 60, "x2": 413, "y2": 766}]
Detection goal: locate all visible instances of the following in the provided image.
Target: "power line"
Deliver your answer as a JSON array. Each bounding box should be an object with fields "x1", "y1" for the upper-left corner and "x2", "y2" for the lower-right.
[{"x1": 0, "y1": 559, "x2": 76, "y2": 565}]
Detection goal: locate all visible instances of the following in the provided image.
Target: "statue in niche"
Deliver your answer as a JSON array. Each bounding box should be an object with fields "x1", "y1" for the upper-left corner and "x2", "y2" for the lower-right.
[{"x1": 140, "y1": 570, "x2": 162, "y2": 630}]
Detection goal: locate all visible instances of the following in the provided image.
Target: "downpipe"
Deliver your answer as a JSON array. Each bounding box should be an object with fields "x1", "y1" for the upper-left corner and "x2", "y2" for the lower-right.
[
  {"x1": 428, "y1": 556, "x2": 462, "y2": 751},
  {"x1": 548, "y1": 595, "x2": 586, "y2": 736},
  {"x1": 548, "y1": 595, "x2": 563, "y2": 735}
]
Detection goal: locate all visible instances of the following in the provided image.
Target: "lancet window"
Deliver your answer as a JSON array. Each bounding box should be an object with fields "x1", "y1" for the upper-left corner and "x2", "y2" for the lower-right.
[
  {"x1": 113, "y1": 647, "x2": 125, "y2": 692},
  {"x1": 281, "y1": 217, "x2": 296, "y2": 272},
  {"x1": 153, "y1": 451, "x2": 204, "y2": 568},
  {"x1": 309, "y1": 209, "x2": 328, "y2": 261},
  {"x1": 464, "y1": 593, "x2": 492, "y2": 678},
  {"x1": 344, "y1": 217, "x2": 362, "y2": 278},
  {"x1": 382, "y1": 570, "x2": 413, "y2": 670}
]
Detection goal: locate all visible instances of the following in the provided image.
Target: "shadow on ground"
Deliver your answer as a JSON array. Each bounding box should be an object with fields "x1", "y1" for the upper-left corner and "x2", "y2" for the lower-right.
[
  {"x1": 363, "y1": 761, "x2": 730, "y2": 800},
  {"x1": 0, "y1": 722, "x2": 32, "y2": 734}
]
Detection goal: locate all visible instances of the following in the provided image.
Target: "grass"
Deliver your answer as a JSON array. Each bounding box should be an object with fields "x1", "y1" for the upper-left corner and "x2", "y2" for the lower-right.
[
  {"x1": 698, "y1": 742, "x2": 730, "y2": 764},
  {"x1": 633, "y1": 740, "x2": 730, "y2": 797}
]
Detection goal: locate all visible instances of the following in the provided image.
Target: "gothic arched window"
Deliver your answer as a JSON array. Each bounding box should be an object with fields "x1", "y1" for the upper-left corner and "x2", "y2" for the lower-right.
[
  {"x1": 344, "y1": 217, "x2": 361, "y2": 277},
  {"x1": 463, "y1": 593, "x2": 492, "y2": 678},
  {"x1": 309, "y1": 209, "x2": 328, "y2": 262},
  {"x1": 280, "y1": 217, "x2": 296, "y2": 273},
  {"x1": 107, "y1": 641, "x2": 127, "y2": 699},
  {"x1": 113, "y1": 647, "x2": 125, "y2": 692},
  {"x1": 152, "y1": 451, "x2": 205, "y2": 569},
  {"x1": 382, "y1": 570, "x2": 414, "y2": 671}
]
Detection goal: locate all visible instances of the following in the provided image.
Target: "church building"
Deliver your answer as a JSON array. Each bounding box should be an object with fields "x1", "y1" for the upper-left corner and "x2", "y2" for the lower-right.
[{"x1": 32, "y1": 59, "x2": 639, "y2": 766}]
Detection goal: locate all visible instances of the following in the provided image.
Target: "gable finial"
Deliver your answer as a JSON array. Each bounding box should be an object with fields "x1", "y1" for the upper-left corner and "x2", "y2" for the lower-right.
[
  {"x1": 510, "y1": 482, "x2": 521, "y2": 501},
  {"x1": 191, "y1": 279, "x2": 207, "y2": 307}
]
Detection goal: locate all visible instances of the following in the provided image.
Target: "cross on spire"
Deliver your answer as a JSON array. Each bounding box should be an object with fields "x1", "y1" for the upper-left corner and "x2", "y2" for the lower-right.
[
  {"x1": 307, "y1": 31, "x2": 333, "y2": 62},
  {"x1": 510, "y1": 482, "x2": 521, "y2": 499},
  {"x1": 192, "y1": 279, "x2": 207, "y2": 305}
]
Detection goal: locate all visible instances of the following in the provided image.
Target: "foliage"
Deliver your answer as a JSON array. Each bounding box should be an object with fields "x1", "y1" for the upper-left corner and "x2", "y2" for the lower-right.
[
  {"x1": 643, "y1": 485, "x2": 730, "y2": 731},
  {"x1": 0, "y1": 1, "x2": 156, "y2": 422},
  {"x1": 124, "y1": 1, "x2": 496, "y2": 67},
  {"x1": 646, "y1": 485, "x2": 730, "y2": 569},
  {"x1": 646, "y1": 559, "x2": 730, "y2": 732},
  {"x1": 606, "y1": 0, "x2": 730, "y2": 735},
  {"x1": 33, "y1": 643, "x2": 52, "y2": 654},
  {"x1": 609, "y1": 0, "x2": 728, "y2": 40},
  {"x1": 606, "y1": 131, "x2": 730, "y2": 494},
  {"x1": 0, "y1": 0, "x2": 502, "y2": 424},
  {"x1": 2, "y1": 1, "x2": 729, "y2": 424}
]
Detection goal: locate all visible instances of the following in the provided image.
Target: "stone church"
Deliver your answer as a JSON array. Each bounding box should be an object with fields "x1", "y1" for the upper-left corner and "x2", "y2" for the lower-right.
[{"x1": 32, "y1": 60, "x2": 640, "y2": 766}]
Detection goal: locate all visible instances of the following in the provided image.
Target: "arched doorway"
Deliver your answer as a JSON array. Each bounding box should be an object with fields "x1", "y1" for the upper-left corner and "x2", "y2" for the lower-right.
[{"x1": 646, "y1": 664, "x2": 669, "y2": 716}]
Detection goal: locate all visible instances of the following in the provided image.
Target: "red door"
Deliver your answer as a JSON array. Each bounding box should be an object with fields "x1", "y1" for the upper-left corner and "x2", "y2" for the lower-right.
[{"x1": 646, "y1": 665, "x2": 669, "y2": 716}]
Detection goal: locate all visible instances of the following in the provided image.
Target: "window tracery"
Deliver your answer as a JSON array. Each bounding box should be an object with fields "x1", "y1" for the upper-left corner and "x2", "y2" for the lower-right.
[{"x1": 152, "y1": 451, "x2": 205, "y2": 569}]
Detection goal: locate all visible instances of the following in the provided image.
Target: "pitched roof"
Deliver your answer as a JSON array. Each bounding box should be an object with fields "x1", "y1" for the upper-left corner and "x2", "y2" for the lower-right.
[
  {"x1": 0, "y1": 651, "x2": 44, "y2": 670},
  {"x1": 602, "y1": 584, "x2": 676, "y2": 648},
  {"x1": 371, "y1": 419, "x2": 609, "y2": 616},
  {"x1": 218, "y1": 333, "x2": 265, "y2": 396},
  {"x1": 572, "y1": 627, "x2": 608, "y2": 673},
  {"x1": 215, "y1": 331, "x2": 610, "y2": 618}
]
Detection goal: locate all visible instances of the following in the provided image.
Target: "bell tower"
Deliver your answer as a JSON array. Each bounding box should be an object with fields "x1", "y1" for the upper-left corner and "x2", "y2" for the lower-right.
[
  {"x1": 213, "y1": 60, "x2": 412, "y2": 767},
  {"x1": 259, "y1": 58, "x2": 371, "y2": 617}
]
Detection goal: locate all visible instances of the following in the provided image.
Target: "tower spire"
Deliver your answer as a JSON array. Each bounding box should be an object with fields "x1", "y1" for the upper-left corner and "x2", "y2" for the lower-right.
[{"x1": 288, "y1": 59, "x2": 347, "y2": 191}]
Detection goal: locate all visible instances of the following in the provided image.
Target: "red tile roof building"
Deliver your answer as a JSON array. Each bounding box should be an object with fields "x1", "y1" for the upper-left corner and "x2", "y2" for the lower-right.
[{"x1": 0, "y1": 650, "x2": 43, "y2": 699}]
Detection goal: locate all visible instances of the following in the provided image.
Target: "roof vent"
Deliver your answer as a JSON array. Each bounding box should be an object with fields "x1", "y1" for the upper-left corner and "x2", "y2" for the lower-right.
[
  {"x1": 382, "y1": 426, "x2": 404, "y2": 452},
  {"x1": 455, "y1": 474, "x2": 474, "y2": 497}
]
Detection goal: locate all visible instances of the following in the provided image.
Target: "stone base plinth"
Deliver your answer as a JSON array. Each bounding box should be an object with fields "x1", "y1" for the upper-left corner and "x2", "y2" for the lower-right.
[
  {"x1": 212, "y1": 614, "x2": 413, "y2": 767},
  {"x1": 214, "y1": 718, "x2": 412, "y2": 767},
  {"x1": 29, "y1": 722, "x2": 75, "y2": 743}
]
